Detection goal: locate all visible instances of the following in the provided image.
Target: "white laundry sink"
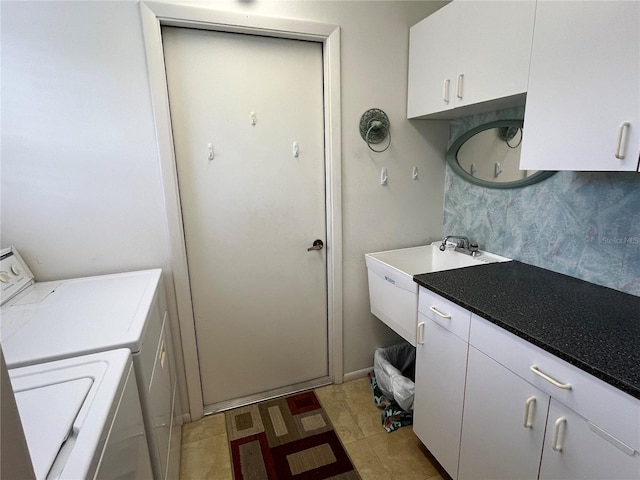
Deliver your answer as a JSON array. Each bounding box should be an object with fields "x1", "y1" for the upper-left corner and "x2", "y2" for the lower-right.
[{"x1": 365, "y1": 242, "x2": 510, "y2": 345}]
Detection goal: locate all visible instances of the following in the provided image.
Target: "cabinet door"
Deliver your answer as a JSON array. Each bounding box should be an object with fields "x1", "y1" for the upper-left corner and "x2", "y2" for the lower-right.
[
  {"x1": 458, "y1": 347, "x2": 549, "y2": 480},
  {"x1": 455, "y1": 1, "x2": 535, "y2": 108},
  {"x1": 540, "y1": 400, "x2": 640, "y2": 480},
  {"x1": 521, "y1": 1, "x2": 640, "y2": 171},
  {"x1": 407, "y1": 4, "x2": 458, "y2": 118},
  {"x1": 413, "y1": 315, "x2": 469, "y2": 479}
]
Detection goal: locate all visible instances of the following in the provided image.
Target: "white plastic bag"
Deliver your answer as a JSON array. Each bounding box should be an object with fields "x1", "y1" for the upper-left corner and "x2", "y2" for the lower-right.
[{"x1": 373, "y1": 342, "x2": 416, "y2": 412}]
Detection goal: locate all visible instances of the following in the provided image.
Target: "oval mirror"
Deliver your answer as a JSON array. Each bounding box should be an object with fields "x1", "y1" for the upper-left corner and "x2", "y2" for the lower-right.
[{"x1": 446, "y1": 119, "x2": 555, "y2": 189}]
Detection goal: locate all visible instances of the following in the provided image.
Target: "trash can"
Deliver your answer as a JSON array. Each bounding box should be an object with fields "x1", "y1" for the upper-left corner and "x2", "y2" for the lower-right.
[{"x1": 373, "y1": 342, "x2": 416, "y2": 413}]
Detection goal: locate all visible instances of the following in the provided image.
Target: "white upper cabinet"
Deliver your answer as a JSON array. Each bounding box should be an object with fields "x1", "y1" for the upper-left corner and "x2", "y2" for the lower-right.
[
  {"x1": 520, "y1": 1, "x2": 640, "y2": 171},
  {"x1": 407, "y1": 4, "x2": 458, "y2": 118},
  {"x1": 407, "y1": 1, "x2": 535, "y2": 119},
  {"x1": 454, "y1": 1, "x2": 535, "y2": 109}
]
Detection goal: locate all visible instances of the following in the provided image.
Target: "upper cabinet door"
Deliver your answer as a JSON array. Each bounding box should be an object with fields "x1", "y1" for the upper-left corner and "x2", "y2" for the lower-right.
[
  {"x1": 455, "y1": 1, "x2": 535, "y2": 108},
  {"x1": 407, "y1": 4, "x2": 458, "y2": 118},
  {"x1": 407, "y1": 1, "x2": 535, "y2": 119},
  {"x1": 520, "y1": 1, "x2": 640, "y2": 172}
]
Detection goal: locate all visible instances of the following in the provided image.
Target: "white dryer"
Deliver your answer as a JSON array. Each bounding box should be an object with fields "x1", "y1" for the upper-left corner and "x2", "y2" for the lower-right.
[
  {"x1": 0, "y1": 247, "x2": 181, "y2": 480},
  {"x1": 9, "y1": 348, "x2": 153, "y2": 479}
]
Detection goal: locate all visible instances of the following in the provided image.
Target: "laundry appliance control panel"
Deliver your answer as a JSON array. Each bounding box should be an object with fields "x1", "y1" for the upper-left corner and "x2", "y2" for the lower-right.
[{"x1": 0, "y1": 247, "x2": 35, "y2": 306}]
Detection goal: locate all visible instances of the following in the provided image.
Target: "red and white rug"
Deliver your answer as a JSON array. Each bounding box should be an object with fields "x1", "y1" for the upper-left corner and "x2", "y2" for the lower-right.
[{"x1": 225, "y1": 390, "x2": 360, "y2": 479}]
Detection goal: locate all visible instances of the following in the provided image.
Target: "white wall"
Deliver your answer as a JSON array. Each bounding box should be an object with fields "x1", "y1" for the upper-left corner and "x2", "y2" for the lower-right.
[
  {"x1": 1, "y1": 1, "x2": 170, "y2": 278},
  {"x1": 1, "y1": 0, "x2": 448, "y2": 413}
]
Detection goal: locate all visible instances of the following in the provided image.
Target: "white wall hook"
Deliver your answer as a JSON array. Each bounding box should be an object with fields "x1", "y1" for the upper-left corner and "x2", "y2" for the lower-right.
[
  {"x1": 293, "y1": 141, "x2": 299, "y2": 158},
  {"x1": 207, "y1": 143, "x2": 214, "y2": 161},
  {"x1": 380, "y1": 167, "x2": 388, "y2": 186},
  {"x1": 412, "y1": 166, "x2": 418, "y2": 180},
  {"x1": 494, "y1": 162, "x2": 502, "y2": 178},
  {"x1": 470, "y1": 163, "x2": 477, "y2": 176},
  {"x1": 250, "y1": 112, "x2": 257, "y2": 126}
]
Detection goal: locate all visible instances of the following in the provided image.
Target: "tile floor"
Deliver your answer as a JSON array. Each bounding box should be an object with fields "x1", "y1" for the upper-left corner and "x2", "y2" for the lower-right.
[{"x1": 179, "y1": 376, "x2": 447, "y2": 480}]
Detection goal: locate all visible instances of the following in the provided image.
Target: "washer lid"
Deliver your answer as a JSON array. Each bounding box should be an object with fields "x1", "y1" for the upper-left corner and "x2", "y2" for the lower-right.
[
  {"x1": 14, "y1": 378, "x2": 93, "y2": 479},
  {"x1": 1, "y1": 269, "x2": 161, "y2": 368}
]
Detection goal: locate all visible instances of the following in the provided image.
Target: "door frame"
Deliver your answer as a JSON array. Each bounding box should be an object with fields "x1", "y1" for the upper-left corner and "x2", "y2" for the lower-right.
[{"x1": 140, "y1": 1, "x2": 342, "y2": 421}]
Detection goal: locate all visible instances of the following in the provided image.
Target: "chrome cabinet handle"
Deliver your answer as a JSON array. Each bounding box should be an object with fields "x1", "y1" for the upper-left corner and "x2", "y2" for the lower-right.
[
  {"x1": 417, "y1": 322, "x2": 425, "y2": 345},
  {"x1": 552, "y1": 417, "x2": 567, "y2": 451},
  {"x1": 523, "y1": 396, "x2": 536, "y2": 429},
  {"x1": 615, "y1": 122, "x2": 630, "y2": 159},
  {"x1": 530, "y1": 365, "x2": 572, "y2": 390},
  {"x1": 443, "y1": 78, "x2": 450, "y2": 103},
  {"x1": 429, "y1": 305, "x2": 451, "y2": 319},
  {"x1": 307, "y1": 239, "x2": 324, "y2": 251},
  {"x1": 456, "y1": 73, "x2": 464, "y2": 99}
]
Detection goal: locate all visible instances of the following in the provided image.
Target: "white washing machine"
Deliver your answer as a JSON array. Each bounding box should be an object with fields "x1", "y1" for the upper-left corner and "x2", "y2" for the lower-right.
[
  {"x1": 0, "y1": 247, "x2": 181, "y2": 480},
  {"x1": 9, "y1": 348, "x2": 153, "y2": 479}
]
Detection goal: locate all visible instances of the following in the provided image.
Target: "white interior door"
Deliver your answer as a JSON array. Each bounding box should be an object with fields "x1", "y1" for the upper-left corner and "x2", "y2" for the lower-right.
[{"x1": 162, "y1": 27, "x2": 328, "y2": 407}]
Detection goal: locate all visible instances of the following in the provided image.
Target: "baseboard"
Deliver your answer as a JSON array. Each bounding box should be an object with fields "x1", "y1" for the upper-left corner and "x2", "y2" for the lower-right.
[
  {"x1": 202, "y1": 377, "x2": 332, "y2": 415},
  {"x1": 343, "y1": 366, "x2": 373, "y2": 383},
  {"x1": 182, "y1": 371, "x2": 372, "y2": 423}
]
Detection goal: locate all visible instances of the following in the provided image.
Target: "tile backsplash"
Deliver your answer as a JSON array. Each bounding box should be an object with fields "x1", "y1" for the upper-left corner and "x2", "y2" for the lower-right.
[{"x1": 444, "y1": 107, "x2": 640, "y2": 296}]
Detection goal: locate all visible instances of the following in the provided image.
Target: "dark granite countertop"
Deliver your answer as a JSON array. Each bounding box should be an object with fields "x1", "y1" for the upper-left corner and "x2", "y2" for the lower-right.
[{"x1": 413, "y1": 261, "x2": 640, "y2": 400}]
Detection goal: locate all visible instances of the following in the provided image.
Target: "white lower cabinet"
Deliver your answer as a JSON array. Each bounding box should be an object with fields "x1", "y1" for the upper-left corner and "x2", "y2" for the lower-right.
[
  {"x1": 458, "y1": 346, "x2": 549, "y2": 480},
  {"x1": 414, "y1": 312, "x2": 468, "y2": 479},
  {"x1": 414, "y1": 287, "x2": 640, "y2": 480},
  {"x1": 540, "y1": 400, "x2": 640, "y2": 480}
]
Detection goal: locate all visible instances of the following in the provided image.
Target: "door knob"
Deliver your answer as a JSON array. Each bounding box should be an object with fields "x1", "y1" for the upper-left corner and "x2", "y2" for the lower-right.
[{"x1": 307, "y1": 239, "x2": 324, "y2": 251}]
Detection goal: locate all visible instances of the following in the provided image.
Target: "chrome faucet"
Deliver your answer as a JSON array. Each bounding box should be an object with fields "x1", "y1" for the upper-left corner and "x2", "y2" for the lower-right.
[{"x1": 439, "y1": 236, "x2": 480, "y2": 256}]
